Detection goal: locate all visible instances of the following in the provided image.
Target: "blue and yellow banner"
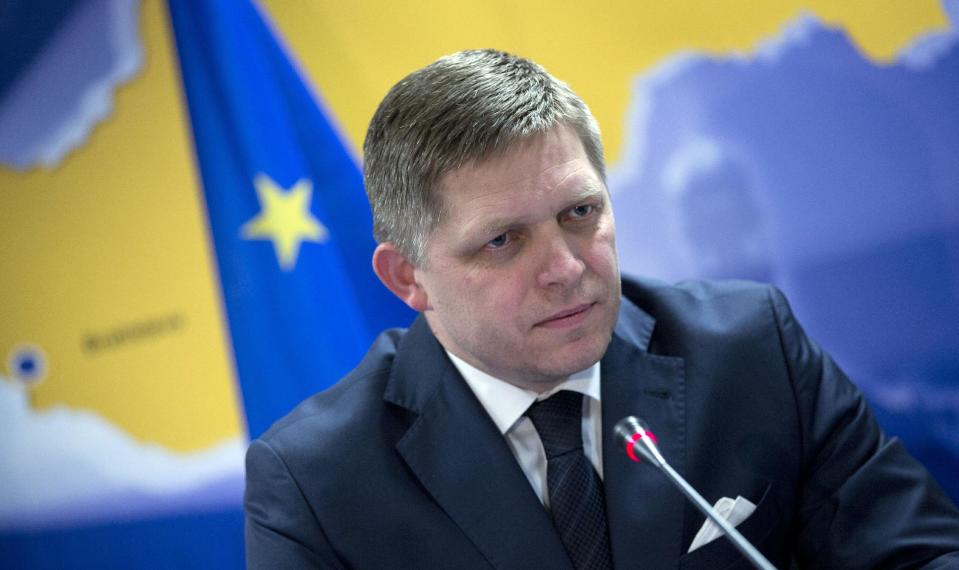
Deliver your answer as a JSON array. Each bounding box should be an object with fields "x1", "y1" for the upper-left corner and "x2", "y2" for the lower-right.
[{"x1": 167, "y1": 0, "x2": 413, "y2": 440}]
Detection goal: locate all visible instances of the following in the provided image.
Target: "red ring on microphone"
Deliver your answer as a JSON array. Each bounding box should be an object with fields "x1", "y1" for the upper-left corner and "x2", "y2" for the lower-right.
[{"x1": 625, "y1": 430, "x2": 657, "y2": 462}]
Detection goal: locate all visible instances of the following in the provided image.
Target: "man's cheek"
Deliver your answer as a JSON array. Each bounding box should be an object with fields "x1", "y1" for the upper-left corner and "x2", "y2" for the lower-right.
[{"x1": 586, "y1": 247, "x2": 617, "y2": 276}]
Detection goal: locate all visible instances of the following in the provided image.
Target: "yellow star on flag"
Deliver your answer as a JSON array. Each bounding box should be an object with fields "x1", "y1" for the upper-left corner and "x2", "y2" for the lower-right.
[{"x1": 241, "y1": 174, "x2": 328, "y2": 270}]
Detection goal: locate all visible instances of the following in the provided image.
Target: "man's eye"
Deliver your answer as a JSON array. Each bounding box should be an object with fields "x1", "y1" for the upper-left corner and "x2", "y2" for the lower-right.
[
  {"x1": 486, "y1": 233, "x2": 510, "y2": 249},
  {"x1": 568, "y1": 204, "x2": 594, "y2": 219}
]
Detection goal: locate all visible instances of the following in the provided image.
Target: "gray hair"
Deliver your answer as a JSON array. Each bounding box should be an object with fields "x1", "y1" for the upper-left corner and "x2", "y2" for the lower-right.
[{"x1": 363, "y1": 48, "x2": 605, "y2": 266}]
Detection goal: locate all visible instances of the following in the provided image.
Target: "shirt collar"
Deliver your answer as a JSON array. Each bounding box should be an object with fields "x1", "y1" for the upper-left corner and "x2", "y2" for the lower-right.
[{"x1": 445, "y1": 350, "x2": 601, "y2": 435}]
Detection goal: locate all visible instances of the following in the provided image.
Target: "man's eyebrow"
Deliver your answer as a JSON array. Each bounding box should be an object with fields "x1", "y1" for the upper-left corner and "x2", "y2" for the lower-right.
[
  {"x1": 476, "y1": 215, "x2": 530, "y2": 238},
  {"x1": 472, "y1": 184, "x2": 607, "y2": 237},
  {"x1": 568, "y1": 183, "x2": 607, "y2": 202}
]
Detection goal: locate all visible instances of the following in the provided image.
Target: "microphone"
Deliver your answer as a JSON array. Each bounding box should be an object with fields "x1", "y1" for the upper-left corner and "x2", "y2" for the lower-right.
[{"x1": 614, "y1": 416, "x2": 776, "y2": 570}]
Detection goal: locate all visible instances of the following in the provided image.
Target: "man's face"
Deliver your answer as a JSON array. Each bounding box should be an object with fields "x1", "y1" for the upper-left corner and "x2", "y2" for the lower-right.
[{"x1": 414, "y1": 125, "x2": 621, "y2": 391}]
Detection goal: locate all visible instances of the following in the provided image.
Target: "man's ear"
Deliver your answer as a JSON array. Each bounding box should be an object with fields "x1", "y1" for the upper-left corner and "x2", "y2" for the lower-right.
[{"x1": 372, "y1": 243, "x2": 430, "y2": 312}]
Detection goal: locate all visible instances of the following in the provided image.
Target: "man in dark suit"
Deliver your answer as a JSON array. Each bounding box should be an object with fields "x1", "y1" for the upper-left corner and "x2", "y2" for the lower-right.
[{"x1": 245, "y1": 49, "x2": 959, "y2": 568}]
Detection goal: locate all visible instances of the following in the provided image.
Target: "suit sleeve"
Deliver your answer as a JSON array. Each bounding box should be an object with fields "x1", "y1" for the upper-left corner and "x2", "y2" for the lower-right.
[
  {"x1": 768, "y1": 287, "x2": 959, "y2": 568},
  {"x1": 245, "y1": 438, "x2": 346, "y2": 569}
]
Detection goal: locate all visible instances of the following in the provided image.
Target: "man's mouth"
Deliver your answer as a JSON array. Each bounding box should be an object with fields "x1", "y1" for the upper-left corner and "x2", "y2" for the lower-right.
[{"x1": 535, "y1": 303, "x2": 595, "y2": 328}]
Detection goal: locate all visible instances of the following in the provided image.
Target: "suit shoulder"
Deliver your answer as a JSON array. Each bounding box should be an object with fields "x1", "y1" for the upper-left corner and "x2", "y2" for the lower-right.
[
  {"x1": 623, "y1": 275, "x2": 778, "y2": 316},
  {"x1": 621, "y1": 275, "x2": 784, "y2": 347},
  {"x1": 255, "y1": 327, "x2": 407, "y2": 453}
]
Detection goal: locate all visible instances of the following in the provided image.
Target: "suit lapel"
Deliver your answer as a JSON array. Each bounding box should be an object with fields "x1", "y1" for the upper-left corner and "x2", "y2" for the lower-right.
[
  {"x1": 385, "y1": 317, "x2": 573, "y2": 570},
  {"x1": 603, "y1": 299, "x2": 688, "y2": 569}
]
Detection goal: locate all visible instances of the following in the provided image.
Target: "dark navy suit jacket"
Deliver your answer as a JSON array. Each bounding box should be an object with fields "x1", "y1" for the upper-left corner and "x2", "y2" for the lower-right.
[{"x1": 245, "y1": 278, "x2": 959, "y2": 568}]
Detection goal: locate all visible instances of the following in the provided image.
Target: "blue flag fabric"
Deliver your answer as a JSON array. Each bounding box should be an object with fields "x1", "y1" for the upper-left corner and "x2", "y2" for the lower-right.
[{"x1": 168, "y1": 0, "x2": 415, "y2": 439}]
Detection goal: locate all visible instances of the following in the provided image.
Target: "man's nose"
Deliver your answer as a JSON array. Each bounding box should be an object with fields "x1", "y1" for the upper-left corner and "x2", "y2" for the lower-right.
[{"x1": 536, "y1": 231, "x2": 586, "y2": 289}]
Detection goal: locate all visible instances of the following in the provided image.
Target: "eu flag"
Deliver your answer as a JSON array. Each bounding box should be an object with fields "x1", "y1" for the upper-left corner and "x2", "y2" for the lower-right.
[{"x1": 167, "y1": 0, "x2": 415, "y2": 438}]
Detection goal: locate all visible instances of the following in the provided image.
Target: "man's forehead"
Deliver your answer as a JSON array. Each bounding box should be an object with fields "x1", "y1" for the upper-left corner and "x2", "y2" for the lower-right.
[{"x1": 440, "y1": 130, "x2": 598, "y2": 190}]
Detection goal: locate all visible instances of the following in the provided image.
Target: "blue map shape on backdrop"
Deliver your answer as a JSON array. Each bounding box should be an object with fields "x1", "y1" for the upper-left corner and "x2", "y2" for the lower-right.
[{"x1": 611, "y1": 3, "x2": 959, "y2": 500}]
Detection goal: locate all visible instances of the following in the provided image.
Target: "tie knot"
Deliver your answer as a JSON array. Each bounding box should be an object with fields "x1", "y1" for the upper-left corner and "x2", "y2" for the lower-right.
[{"x1": 526, "y1": 390, "x2": 585, "y2": 459}]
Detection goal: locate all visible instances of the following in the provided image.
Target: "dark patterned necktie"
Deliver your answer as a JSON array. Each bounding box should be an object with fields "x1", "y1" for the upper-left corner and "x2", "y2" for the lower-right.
[{"x1": 526, "y1": 390, "x2": 614, "y2": 570}]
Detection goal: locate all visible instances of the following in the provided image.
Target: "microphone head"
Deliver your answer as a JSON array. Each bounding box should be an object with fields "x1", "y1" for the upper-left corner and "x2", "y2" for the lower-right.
[{"x1": 614, "y1": 416, "x2": 665, "y2": 467}]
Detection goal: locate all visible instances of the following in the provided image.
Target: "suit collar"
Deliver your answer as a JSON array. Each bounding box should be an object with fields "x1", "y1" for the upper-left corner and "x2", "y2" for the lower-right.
[
  {"x1": 613, "y1": 293, "x2": 656, "y2": 350},
  {"x1": 382, "y1": 315, "x2": 443, "y2": 413},
  {"x1": 384, "y1": 294, "x2": 658, "y2": 412}
]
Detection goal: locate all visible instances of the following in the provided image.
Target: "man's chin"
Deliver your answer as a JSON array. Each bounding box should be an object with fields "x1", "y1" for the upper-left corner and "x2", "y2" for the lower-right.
[{"x1": 529, "y1": 336, "x2": 611, "y2": 381}]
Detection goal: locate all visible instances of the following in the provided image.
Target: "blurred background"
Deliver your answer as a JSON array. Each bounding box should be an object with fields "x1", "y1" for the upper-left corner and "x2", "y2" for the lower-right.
[{"x1": 1, "y1": 0, "x2": 956, "y2": 567}]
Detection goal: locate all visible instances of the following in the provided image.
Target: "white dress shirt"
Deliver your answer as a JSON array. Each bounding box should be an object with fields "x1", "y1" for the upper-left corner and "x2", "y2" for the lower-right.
[{"x1": 445, "y1": 350, "x2": 603, "y2": 508}]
